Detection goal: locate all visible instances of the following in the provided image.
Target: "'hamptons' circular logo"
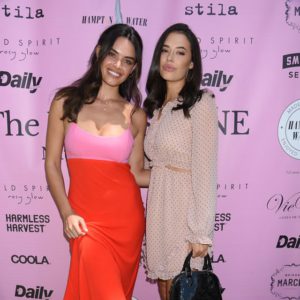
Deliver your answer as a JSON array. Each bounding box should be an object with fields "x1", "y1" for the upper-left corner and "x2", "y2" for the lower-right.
[{"x1": 278, "y1": 99, "x2": 300, "y2": 159}]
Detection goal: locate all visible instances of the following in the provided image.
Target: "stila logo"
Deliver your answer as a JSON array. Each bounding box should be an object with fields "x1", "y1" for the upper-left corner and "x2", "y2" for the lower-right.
[
  {"x1": 185, "y1": 3, "x2": 238, "y2": 16},
  {"x1": 15, "y1": 285, "x2": 53, "y2": 299},
  {"x1": 0, "y1": 70, "x2": 42, "y2": 93},
  {"x1": 1, "y1": 5, "x2": 44, "y2": 19}
]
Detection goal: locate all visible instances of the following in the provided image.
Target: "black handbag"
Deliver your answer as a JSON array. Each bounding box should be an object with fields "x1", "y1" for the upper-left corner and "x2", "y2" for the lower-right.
[{"x1": 169, "y1": 251, "x2": 225, "y2": 300}]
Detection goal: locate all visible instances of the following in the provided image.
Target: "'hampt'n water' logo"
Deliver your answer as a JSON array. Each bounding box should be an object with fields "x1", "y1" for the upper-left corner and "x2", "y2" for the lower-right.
[{"x1": 278, "y1": 99, "x2": 300, "y2": 159}]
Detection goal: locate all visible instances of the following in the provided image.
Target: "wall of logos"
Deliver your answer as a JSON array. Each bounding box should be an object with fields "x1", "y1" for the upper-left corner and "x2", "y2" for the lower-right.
[{"x1": 1, "y1": 1, "x2": 299, "y2": 299}]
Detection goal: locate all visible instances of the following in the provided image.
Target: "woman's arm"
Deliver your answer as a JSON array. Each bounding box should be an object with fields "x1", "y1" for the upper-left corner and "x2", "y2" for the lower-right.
[
  {"x1": 187, "y1": 91, "x2": 218, "y2": 257},
  {"x1": 45, "y1": 99, "x2": 87, "y2": 238},
  {"x1": 128, "y1": 108, "x2": 151, "y2": 187}
]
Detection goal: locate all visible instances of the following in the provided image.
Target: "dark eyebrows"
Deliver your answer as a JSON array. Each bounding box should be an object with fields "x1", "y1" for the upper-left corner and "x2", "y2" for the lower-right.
[
  {"x1": 110, "y1": 47, "x2": 136, "y2": 61},
  {"x1": 162, "y1": 44, "x2": 187, "y2": 51}
]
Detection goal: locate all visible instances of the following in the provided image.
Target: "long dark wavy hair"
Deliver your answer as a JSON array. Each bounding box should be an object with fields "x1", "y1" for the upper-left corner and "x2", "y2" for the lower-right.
[
  {"x1": 55, "y1": 24, "x2": 143, "y2": 122},
  {"x1": 143, "y1": 23, "x2": 203, "y2": 118}
]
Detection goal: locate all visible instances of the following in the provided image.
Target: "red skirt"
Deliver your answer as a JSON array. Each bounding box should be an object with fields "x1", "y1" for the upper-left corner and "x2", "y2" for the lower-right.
[{"x1": 63, "y1": 159, "x2": 145, "y2": 300}]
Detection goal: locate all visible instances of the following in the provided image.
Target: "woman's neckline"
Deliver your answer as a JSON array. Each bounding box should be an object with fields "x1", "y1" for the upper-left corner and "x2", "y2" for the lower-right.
[
  {"x1": 156, "y1": 97, "x2": 179, "y2": 121},
  {"x1": 69, "y1": 122, "x2": 132, "y2": 138}
]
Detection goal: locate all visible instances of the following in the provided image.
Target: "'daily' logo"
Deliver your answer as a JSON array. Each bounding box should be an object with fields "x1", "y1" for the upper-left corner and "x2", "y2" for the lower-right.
[
  {"x1": 202, "y1": 70, "x2": 233, "y2": 92},
  {"x1": 278, "y1": 99, "x2": 300, "y2": 159},
  {"x1": 15, "y1": 285, "x2": 53, "y2": 299},
  {"x1": 0, "y1": 70, "x2": 42, "y2": 93},
  {"x1": 276, "y1": 235, "x2": 300, "y2": 249}
]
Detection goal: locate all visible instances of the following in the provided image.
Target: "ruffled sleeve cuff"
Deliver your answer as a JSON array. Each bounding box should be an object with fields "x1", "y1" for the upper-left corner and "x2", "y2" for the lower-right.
[{"x1": 186, "y1": 232, "x2": 213, "y2": 246}]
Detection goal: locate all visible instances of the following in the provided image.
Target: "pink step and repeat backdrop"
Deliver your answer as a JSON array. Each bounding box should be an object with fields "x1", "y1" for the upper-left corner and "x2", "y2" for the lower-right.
[{"x1": 1, "y1": 0, "x2": 299, "y2": 299}]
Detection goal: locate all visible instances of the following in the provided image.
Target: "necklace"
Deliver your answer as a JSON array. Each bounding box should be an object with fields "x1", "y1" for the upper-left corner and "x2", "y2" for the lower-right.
[{"x1": 96, "y1": 97, "x2": 111, "y2": 111}]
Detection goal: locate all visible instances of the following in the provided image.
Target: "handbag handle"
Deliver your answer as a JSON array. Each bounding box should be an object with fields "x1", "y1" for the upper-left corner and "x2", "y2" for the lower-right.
[{"x1": 182, "y1": 251, "x2": 213, "y2": 275}]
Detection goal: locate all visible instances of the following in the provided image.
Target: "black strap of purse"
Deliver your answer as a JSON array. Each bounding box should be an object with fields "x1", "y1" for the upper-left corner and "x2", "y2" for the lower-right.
[
  {"x1": 203, "y1": 253, "x2": 213, "y2": 271},
  {"x1": 182, "y1": 251, "x2": 213, "y2": 275}
]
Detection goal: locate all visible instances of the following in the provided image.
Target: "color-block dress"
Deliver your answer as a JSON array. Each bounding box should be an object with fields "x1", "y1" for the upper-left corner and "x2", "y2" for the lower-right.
[
  {"x1": 63, "y1": 123, "x2": 145, "y2": 300},
  {"x1": 144, "y1": 91, "x2": 218, "y2": 280}
]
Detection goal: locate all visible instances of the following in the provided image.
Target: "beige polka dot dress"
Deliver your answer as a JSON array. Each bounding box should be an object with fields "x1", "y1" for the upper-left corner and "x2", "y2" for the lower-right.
[{"x1": 144, "y1": 91, "x2": 218, "y2": 280}]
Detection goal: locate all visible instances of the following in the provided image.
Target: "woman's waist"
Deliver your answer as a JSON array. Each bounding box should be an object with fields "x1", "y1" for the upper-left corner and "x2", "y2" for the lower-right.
[
  {"x1": 67, "y1": 159, "x2": 139, "y2": 194},
  {"x1": 150, "y1": 160, "x2": 191, "y2": 173},
  {"x1": 67, "y1": 158, "x2": 133, "y2": 177}
]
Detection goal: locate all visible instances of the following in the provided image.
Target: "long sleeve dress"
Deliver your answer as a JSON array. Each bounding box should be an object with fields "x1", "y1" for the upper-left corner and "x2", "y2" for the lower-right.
[{"x1": 144, "y1": 91, "x2": 218, "y2": 280}]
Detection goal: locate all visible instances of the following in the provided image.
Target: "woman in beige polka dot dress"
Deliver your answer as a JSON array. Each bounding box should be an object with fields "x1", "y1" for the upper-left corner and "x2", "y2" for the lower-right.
[{"x1": 143, "y1": 23, "x2": 218, "y2": 300}]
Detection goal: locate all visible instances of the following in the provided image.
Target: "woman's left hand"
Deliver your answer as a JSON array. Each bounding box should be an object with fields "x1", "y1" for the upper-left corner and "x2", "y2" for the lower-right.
[{"x1": 188, "y1": 242, "x2": 209, "y2": 258}]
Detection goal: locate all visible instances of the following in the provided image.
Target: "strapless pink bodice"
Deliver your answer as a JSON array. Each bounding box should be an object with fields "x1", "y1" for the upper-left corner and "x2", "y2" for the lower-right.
[{"x1": 64, "y1": 123, "x2": 134, "y2": 163}]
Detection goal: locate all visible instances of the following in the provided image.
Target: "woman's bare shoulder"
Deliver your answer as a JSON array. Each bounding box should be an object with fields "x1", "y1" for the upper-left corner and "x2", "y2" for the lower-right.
[
  {"x1": 48, "y1": 96, "x2": 68, "y2": 124},
  {"x1": 131, "y1": 107, "x2": 147, "y2": 125}
]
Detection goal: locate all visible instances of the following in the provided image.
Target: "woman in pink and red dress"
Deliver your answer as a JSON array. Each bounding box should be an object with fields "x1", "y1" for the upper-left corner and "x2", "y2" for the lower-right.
[{"x1": 45, "y1": 24, "x2": 149, "y2": 300}]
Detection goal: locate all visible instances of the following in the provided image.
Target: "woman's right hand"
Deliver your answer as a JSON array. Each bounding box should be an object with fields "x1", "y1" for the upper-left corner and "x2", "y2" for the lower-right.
[{"x1": 64, "y1": 214, "x2": 88, "y2": 239}]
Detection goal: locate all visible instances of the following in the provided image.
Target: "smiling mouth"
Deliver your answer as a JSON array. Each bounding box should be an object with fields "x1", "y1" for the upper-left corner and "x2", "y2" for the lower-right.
[{"x1": 107, "y1": 69, "x2": 121, "y2": 77}]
